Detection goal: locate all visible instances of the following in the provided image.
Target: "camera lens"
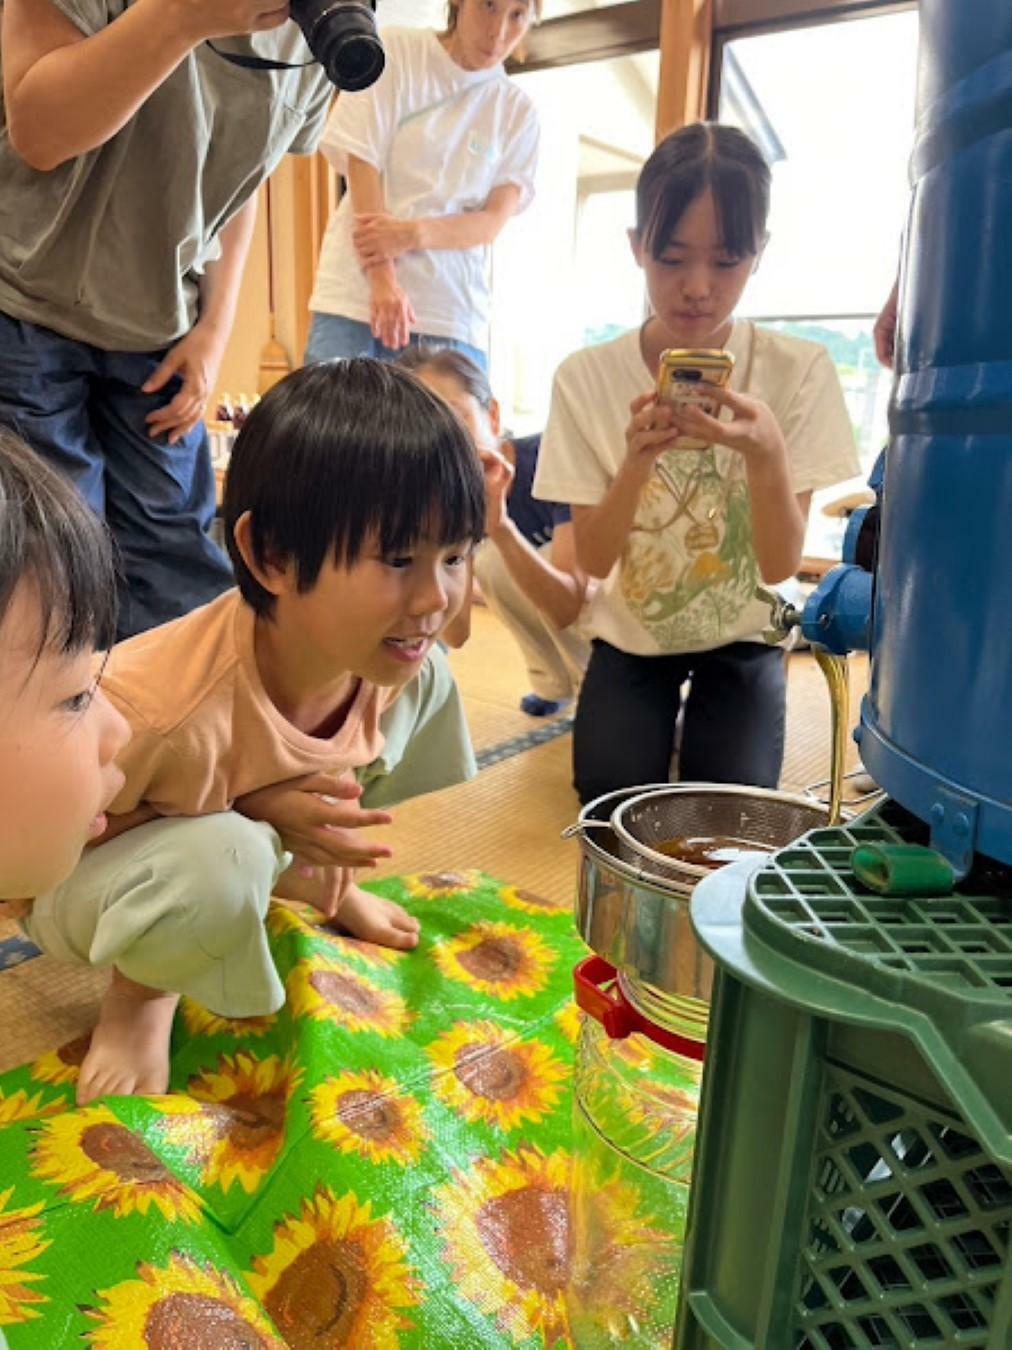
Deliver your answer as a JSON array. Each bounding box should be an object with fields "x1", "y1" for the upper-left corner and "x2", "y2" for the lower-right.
[{"x1": 291, "y1": 0, "x2": 385, "y2": 91}]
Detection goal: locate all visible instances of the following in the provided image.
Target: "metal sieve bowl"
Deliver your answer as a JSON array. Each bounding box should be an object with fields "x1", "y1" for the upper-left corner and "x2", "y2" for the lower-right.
[{"x1": 612, "y1": 784, "x2": 828, "y2": 887}]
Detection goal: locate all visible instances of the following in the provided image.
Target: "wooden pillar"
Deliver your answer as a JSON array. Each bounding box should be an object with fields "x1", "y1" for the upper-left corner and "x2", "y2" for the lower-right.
[{"x1": 655, "y1": 0, "x2": 714, "y2": 141}]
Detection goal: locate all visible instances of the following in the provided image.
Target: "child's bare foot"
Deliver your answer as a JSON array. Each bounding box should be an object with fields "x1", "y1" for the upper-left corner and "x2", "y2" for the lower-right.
[
  {"x1": 337, "y1": 884, "x2": 420, "y2": 951},
  {"x1": 77, "y1": 970, "x2": 180, "y2": 1106}
]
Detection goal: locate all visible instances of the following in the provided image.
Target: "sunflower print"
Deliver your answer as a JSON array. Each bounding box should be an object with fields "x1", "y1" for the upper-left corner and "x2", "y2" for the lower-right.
[
  {"x1": 30, "y1": 1033, "x2": 92, "y2": 1087},
  {"x1": 402, "y1": 870, "x2": 481, "y2": 900},
  {"x1": 267, "y1": 903, "x2": 403, "y2": 968},
  {"x1": 435, "y1": 1145, "x2": 672, "y2": 1347},
  {"x1": 157, "y1": 1053, "x2": 300, "y2": 1195},
  {"x1": 567, "y1": 1148, "x2": 684, "y2": 1344},
  {"x1": 286, "y1": 954, "x2": 409, "y2": 1037},
  {"x1": 498, "y1": 884, "x2": 567, "y2": 916},
  {"x1": 180, "y1": 999, "x2": 277, "y2": 1041},
  {"x1": 31, "y1": 1105, "x2": 202, "y2": 1223},
  {"x1": 432, "y1": 921, "x2": 556, "y2": 1000},
  {"x1": 83, "y1": 1251, "x2": 285, "y2": 1348},
  {"x1": 0, "y1": 1087, "x2": 63, "y2": 1125},
  {"x1": 246, "y1": 1186, "x2": 419, "y2": 1349},
  {"x1": 0, "y1": 1188, "x2": 48, "y2": 1326},
  {"x1": 309, "y1": 1070, "x2": 427, "y2": 1166},
  {"x1": 427, "y1": 1022, "x2": 567, "y2": 1131},
  {"x1": 432, "y1": 1145, "x2": 573, "y2": 1346},
  {"x1": 554, "y1": 1002, "x2": 583, "y2": 1045}
]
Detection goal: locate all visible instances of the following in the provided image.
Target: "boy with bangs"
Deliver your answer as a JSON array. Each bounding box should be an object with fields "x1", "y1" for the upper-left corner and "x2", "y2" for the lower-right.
[{"x1": 18, "y1": 358, "x2": 485, "y2": 1105}]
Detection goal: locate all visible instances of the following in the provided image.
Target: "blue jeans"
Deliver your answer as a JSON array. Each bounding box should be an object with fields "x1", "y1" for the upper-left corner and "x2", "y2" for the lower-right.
[
  {"x1": 304, "y1": 312, "x2": 487, "y2": 371},
  {"x1": 0, "y1": 311, "x2": 233, "y2": 638}
]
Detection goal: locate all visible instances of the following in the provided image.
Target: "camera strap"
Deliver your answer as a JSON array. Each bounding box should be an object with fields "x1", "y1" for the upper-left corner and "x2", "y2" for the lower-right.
[{"x1": 206, "y1": 40, "x2": 316, "y2": 72}]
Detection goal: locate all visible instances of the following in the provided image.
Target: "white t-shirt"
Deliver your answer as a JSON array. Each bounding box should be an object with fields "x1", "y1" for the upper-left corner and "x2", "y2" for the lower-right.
[
  {"x1": 309, "y1": 26, "x2": 539, "y2": 350},
  {"x1": 533, "y1": 322, "x2": 860, "y2": 656}
]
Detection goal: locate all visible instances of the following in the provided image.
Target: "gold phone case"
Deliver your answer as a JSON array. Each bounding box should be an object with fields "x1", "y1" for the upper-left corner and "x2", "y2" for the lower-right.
[{"x1": 657, "y1": 348, "x2": 735, "y2": 450}]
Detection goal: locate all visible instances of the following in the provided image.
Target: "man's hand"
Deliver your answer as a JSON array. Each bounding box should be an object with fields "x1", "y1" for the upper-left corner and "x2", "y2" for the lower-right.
[
  {"x1": 353, "y1": 212, "x2": 419, "y2": 268},
  {"x1": 142, "y1": 321, "x2": 227, "y2": 444},
  {"x1": 234, "y1": 773, "x2": 393, "y2": 869}
]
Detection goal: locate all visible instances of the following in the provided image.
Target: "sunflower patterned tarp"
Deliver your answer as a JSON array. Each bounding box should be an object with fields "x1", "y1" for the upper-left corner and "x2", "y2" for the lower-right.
[{"x1": 0, "y1": 873, "x2": 687, "y2": 1348}]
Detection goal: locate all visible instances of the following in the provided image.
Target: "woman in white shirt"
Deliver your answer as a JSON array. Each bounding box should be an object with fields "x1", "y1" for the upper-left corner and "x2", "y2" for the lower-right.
[
  {"x1": 305, "y1": 0, "x2": 540, "y2": 371},
  {"x1": 534, "y1": 124, "x2": 860, "y2": 804}
]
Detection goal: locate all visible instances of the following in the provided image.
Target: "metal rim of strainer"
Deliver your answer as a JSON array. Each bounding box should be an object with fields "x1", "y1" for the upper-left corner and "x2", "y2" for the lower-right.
[{"x1": 611, "y1": 782, "x2": 831, "y2": 883}]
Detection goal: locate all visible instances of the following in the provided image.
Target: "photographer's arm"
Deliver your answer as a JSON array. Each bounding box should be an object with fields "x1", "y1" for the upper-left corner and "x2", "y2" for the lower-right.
[{"x1": 3, "y1": 0, "x2": 289, "y2": 171}]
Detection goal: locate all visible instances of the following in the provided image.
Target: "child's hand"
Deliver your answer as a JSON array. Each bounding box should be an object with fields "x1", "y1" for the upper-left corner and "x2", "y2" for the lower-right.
[
  {"x1": 0, "y1": 899, "x2": 32, "y2": 920},
  {"x1": 234, "y1": 773, "x2": 393, "y2": 869},
  {"x1": 623, "y1": 392, "x2": 681, "y2": 478},
  {"x1": 667, "y1": 385, "x2": 788, "y2": 469}
]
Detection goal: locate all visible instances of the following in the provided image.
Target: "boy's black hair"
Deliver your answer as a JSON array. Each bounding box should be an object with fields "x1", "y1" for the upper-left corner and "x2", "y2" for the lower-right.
[
  {"x1": 396, "y1": 345, "x2": 494, "y2": 411},
  {"x1": 636, "y1": 121, "x2": 771, "y2": 261},
  {"x1": 223, "y1": 358, "x2": 486, "y2": 617},
  {"x1": 0, "y1": 430, "x2": 117, "y2": 655}
]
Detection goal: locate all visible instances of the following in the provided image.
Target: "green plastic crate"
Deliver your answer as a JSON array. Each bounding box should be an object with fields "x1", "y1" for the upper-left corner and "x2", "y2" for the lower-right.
[{"x1": 676, "y1": 803, "x2": 1012, "y2": 1350}]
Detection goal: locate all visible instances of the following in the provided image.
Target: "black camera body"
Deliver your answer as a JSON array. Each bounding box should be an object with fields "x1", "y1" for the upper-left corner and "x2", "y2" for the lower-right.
[{"x1": 290, "y1": 0, "x2": 385, "y2": 90}]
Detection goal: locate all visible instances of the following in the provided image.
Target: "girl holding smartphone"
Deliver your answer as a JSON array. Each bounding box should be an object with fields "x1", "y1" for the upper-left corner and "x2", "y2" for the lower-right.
[{"x1": 534, "y1": 122, "x2": 859, "y2": 804}]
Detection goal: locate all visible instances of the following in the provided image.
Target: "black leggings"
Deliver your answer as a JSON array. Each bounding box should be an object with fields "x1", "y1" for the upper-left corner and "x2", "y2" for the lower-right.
[{"x1": 573, "y1": 638, "x2": 787, "y2": 805}]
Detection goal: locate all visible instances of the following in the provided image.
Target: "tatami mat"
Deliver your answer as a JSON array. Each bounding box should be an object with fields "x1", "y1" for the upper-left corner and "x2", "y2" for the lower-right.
[{"x1": 0, "y1": 606, "x2": 870, "y2": 1069}]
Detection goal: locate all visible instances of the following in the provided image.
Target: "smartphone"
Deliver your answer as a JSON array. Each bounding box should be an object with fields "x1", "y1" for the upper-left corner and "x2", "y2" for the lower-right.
[{"x1": 657, "y1": 348, "x2": 735, "y2": 450}]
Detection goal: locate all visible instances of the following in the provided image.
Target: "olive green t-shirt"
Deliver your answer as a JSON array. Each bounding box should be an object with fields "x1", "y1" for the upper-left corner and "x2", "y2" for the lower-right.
[{"x1": 0, "y1": 2, "x2": 332, "y2": 349}]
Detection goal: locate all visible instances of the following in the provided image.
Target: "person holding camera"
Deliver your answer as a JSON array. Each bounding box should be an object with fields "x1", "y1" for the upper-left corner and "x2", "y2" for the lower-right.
[
  {"x1": 304, "y1": 0, "x2": 541, "y2": 372},
  {"x1": 0, "y1": 0, "x2": 342, "y2": 637}
]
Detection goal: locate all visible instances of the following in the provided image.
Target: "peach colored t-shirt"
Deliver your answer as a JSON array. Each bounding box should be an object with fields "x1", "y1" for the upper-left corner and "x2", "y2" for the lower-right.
[{"x1": 102, "y1": 589, "x2": 397, "y2": 817}]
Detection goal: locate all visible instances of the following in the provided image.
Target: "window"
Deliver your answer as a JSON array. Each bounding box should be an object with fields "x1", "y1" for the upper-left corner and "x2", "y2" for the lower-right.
[
  {"x1": 490, "y1": 50, "x2": 659, "y2": 433},
  {"x1": 717, "y1": 7, "x2": 918, "y2": 555}
]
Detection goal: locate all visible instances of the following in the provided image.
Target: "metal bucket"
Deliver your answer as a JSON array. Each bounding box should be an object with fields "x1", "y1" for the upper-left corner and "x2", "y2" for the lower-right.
[{"x1": 566, "y1": 784, "x2": 827, "y2": 1001}]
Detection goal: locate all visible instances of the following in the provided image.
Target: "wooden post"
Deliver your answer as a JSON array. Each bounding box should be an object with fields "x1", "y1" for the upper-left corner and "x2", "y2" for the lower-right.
[{"x1": 655, "y1": 0, "x2": 714, "y2": 141}]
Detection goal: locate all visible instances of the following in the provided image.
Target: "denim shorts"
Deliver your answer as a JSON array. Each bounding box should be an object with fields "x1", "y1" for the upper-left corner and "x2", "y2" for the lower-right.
[{"x1": 304, "y1": 312, "x2": 487, "y2": 372}]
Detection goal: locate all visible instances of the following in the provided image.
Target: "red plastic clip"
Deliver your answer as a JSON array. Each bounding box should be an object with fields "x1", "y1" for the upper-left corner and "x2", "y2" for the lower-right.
[{"x1": 573, "y1": 955, "x2": 706, "y2": 1062}]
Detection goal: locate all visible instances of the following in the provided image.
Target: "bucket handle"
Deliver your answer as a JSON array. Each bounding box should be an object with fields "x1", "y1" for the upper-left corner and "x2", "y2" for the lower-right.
[
  {"x1": 560, "y1": 819, "x2": 613, "y2": 840},
  {"x1": 573, "y1": 956, "x2": 706, "y2": 1062}
]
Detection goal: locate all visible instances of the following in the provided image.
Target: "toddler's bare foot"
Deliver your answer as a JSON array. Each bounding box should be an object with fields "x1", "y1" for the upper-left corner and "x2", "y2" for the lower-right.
[
  {"x1": 77, "y1": 970, "x2": 180, "y2": 1106},
  {"x1": 337, "y1": 884, "x2": 420, "y2": 951}
]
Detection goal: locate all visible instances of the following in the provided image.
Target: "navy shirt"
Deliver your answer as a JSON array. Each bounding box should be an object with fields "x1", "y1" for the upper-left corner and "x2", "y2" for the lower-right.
[{"x1": 507, "y1": 434, "x2": 571, "y2": 548}]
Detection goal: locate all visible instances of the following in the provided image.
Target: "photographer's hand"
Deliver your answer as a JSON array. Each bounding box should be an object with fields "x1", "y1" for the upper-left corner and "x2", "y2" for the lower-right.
[
  {"x1": 175, "y1": 0, "x2": 292, "y2": 42},
  {"x1": 234, "y1": 772, "x2": 394, "y2": 869}
]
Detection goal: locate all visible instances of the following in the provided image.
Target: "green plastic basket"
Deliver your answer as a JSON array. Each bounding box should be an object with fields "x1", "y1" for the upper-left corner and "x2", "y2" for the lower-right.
[{"x1": 676, "y1": 802, "x2": 1012, "y2": 1349}]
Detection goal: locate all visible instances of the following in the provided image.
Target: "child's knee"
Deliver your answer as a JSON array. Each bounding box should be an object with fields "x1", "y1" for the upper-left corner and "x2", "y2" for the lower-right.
[{"x1": 176, "y1": 813, "x2": 287, "y2": 922}]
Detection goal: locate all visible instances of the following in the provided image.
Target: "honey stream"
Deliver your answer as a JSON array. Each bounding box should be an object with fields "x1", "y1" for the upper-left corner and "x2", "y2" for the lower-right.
[{"x1": 813, "y1": 648, "x2": 850, "y2": 826}]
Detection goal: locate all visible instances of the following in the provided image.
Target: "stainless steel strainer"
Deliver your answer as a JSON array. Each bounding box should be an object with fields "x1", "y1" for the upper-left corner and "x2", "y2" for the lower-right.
[{"x1": 612, "y1": 784, "x2": 827, "y2": 886}]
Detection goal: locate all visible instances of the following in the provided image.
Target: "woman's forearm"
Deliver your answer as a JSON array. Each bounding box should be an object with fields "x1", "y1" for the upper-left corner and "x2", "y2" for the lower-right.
[
  {"x1": 745, "y1": 457, "x2": 808, "y2": 583},
  {"x1": 414, "y1": 185, "x2": 521, "y2": 252},
  {"x1": 4, "y1": 0, "x2": 201, "y2": 170}
]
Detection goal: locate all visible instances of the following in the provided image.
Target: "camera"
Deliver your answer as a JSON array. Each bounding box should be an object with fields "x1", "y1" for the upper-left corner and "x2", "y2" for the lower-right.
[{"x1": 290, "y1": 0, "x2": 385, "y2": 90}]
